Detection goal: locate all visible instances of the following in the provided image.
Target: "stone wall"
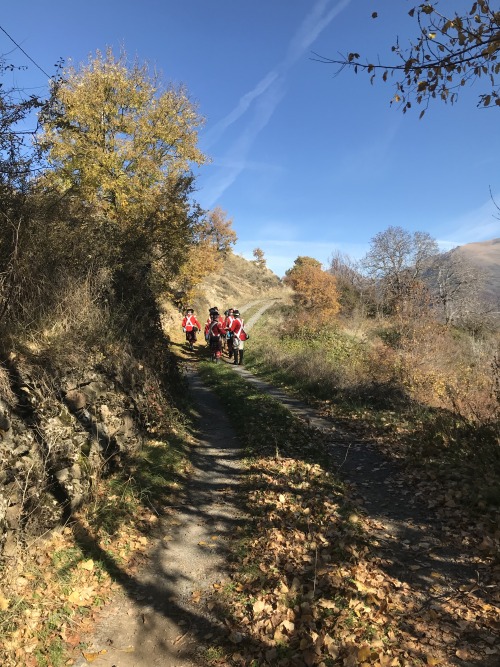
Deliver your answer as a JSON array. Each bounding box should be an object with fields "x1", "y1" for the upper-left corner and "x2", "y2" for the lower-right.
[{"x1": 0, "y1": 353, "x2": 147, "y2": 561}]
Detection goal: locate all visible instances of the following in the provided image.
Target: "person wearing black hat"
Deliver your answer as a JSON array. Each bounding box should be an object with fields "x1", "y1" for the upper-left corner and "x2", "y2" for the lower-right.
[
  {"x1": 230, "y1": 309, "x2": 249, "y2": 365},
  {"x1": 207, "y1": 309, "x2": 224, "y2": 362},
  {"x1": 181, "y1": 307, "x2": 201, "y2": 351}
]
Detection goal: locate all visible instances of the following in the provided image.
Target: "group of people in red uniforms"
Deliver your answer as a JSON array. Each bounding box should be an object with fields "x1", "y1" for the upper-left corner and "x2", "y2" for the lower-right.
[{"x1": 181, "y1": 306, "x2": 248, "y2": 364}]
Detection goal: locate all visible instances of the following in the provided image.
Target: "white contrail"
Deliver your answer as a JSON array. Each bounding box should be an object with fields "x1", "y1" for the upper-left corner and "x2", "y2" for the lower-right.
[{"x1": 202, "y1": 0, "x2": 352, "y2": 205}]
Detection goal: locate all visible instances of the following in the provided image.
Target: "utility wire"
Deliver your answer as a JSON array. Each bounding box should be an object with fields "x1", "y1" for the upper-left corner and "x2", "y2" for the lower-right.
[{"x1": 0, "y1": 23, "x2": 53, "y2": 80}]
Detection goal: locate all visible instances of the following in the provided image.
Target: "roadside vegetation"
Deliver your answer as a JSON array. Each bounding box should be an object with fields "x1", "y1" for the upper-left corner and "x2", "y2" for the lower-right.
[
  {"x1": 1, "y1": 21, "x2": 500, "y2": 665},
  {"x1": 0, "y1": 395, "x2": 193, "y2": 667},
  {"x1": 245, "y1": 311, "x2": 499, "y2": 518},
  {"x1": 197, "y1": 362, "x2": 497, "y2": 666},
  {"x1": 252, "y1": 238, "x2": 500, "y2": 525},
  {"x1": 0, "y1": 47, "x2": 233, "y2": 666}
]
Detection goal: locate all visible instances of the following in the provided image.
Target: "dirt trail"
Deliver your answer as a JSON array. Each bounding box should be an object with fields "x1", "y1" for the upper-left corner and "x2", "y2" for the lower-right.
[
  {"x1": 71, "y1": 300, "x2": 278, "y2": 666},
  {"x1": 240, "y1": 299, "x2": 280, "y2": 326},
  {"x1": 73, "y1": 370, "x2": 245, "y2": 667},
  {"x1": 229, "y1": 366, "x2": 488, "y2": 591}
]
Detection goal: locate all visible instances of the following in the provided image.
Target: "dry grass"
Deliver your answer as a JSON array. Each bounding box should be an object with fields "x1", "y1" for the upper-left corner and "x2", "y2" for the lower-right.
[
  {"x1": 192, "y1": 251, "x2": 285, "y2": 315},
  {"x1": 246, "y1": 305, "x2": 500, "y2": 489},
  {"x1": 18, "y1": 269, "x2": 113, "y2": 362}
]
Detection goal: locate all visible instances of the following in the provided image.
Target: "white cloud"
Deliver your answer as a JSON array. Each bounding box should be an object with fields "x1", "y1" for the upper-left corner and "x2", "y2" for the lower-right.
[
  {"x1": 208, "y1": 156, "x2": 284, "y2": 173},
  {"x1": 286, "y1": 0, "x2": 352, "y2": 64},
  {"x1": 202, "y1": 71, "x2": 279, "y2": 149},
  {"x1": 202, "y1": 78, "x2": 286, "y2": 206}
]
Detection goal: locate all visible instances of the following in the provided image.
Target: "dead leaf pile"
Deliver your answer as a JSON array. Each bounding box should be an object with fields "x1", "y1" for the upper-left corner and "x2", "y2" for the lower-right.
[{"x1": 0, "y1": 495, "x2": 157, "y2": 667}]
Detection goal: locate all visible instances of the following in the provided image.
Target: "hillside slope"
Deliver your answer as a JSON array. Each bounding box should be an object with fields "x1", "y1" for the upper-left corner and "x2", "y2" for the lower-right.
[
  {"x1": 450, "y1": 237, "x2": 500, "y2": 307},
  {"x1": 161, "y1": 251, "x2": 290, "y2": 331}
]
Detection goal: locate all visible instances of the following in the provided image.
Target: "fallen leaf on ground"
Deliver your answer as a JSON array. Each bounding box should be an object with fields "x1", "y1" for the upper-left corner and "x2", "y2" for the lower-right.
[
  {"x1": 82, "y1": 649, "x2": 107, "y2": 662},
  {"x1": 358, "y1": 645, "x2": 372, "y2": 661},
  {"x1": 80, "y1": 559, "x2": 94, "y2": 571}
]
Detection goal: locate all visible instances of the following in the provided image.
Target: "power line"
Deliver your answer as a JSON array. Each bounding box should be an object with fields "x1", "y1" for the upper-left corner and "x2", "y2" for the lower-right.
[{"x1": 0, "y1": 23, "x2": 53, "y2": 80}]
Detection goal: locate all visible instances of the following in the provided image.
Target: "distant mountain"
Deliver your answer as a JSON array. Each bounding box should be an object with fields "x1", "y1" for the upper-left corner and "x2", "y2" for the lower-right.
[{"x1": 448, "y1": 238, "x2": 500, "y2": 308}]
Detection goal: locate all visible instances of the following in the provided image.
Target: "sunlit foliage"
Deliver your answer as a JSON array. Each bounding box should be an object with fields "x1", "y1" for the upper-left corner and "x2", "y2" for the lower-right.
[{"x1": 284, "y1": 256, "x2": 340, "y2": 326}]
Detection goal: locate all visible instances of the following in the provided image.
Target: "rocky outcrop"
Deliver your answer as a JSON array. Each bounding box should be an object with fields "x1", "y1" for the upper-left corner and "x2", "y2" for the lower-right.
[{"x1": 0, "y1": 353, "x2": 147, "y2": 561}]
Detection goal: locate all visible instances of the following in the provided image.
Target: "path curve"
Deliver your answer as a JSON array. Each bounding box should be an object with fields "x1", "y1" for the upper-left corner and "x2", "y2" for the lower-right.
[{"x1": 74, "y1": 297, "x2": 496, "y2": 666}]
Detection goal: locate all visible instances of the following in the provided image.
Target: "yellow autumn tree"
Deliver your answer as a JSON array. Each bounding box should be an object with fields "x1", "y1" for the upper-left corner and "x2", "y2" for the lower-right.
[
  {"x1": 38, "y1": 48, "x2": 208, "y2": 289},
  {"x1": 284, "y1": 256, "x2": 340, "y2": 327}
]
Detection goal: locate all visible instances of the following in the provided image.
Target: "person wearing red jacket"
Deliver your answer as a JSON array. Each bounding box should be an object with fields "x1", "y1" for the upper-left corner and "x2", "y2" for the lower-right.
[
  {"x1": 181, "y1": 308, "x2": 201, "y2": 350},
  {"x1": 224, "y1": 308, "x2": 235, "y2": 359},
  {"x1": 230, "y1": 309, "x2": 248, "y2": 365},
  {"x1": 207, "y1": 310, "x2": 224, "y2": 362},
  {"x1": 204, "y1": 307, "x2": 222, "y2": 341}
]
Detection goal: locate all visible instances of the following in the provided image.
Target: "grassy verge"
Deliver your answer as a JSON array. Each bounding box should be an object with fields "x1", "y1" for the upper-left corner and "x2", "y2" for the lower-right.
[
  {"x1": 242, "y1": 307, "x2": 500, "y2": 522},
  {"x1": 196, "y1": 362, "x2": 491, "y2": 667}
]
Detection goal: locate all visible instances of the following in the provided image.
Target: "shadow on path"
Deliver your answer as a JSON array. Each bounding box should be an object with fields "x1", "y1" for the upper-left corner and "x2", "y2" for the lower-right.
[{"x1": 72, "y1": 367, "x2": 248, "y2": 666}]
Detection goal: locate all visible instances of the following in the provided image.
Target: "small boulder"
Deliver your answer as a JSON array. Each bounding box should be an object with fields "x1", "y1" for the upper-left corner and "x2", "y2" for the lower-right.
[{"x1": 65, "y1": 390, "x2": 86, "y2": 411}]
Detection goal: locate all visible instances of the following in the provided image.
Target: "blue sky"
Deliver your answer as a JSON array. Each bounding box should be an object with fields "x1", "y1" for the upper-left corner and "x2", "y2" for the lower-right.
[{"x1": 2, "y1": 0, "x2": 500, "y2": 276}]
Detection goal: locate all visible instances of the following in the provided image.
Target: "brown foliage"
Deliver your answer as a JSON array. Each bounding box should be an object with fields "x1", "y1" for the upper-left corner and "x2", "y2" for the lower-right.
[
  {"x1": 173, "y1": 207, "x2": 238, "y2": 305},
  {"x1": 203, "y1": 206, "x2": 237, "y2": 254},
  {"x1": 284, "y1": 256, "x2": 340, "y2": 326},
  {"x1": 252, "y1": 247, "x2": 267, "y2": 269},
  {"x1": 316, "y1": 2, "x2": 500, "y2": 112}
]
